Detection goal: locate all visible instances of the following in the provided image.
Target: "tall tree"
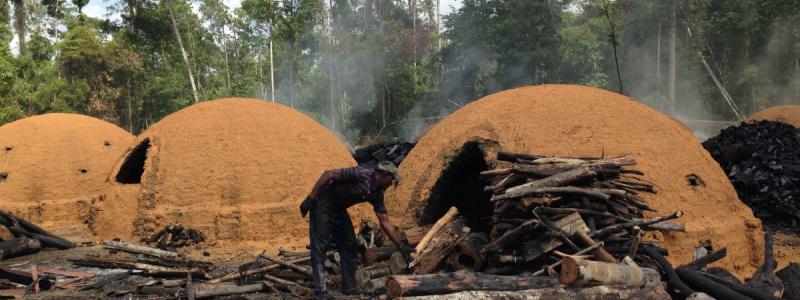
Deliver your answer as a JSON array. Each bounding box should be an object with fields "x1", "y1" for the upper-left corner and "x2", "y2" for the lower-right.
[{"x1": 166, "y1": 0, "x2": 199, "y2": 103}]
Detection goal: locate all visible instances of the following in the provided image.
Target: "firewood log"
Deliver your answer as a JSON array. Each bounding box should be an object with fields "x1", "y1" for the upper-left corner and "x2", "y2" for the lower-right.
[
  {"x1": 447, "y1": 232, "x2": 488, "y2": 271},
  {"x1": 777, "y1": 263, "x2": 800, "y2": 300},
  {"x1": 676, "y1": 267, "x2": 754, "y2": 300},
  {"x1": 398, "y1": 285, "x2": 644, "y2": 299},
  {"x1": 0, "y1": 237, "x2": 41, "y2": 260},
  {"x1": 356, "y1": 265, "x2": 390, "y2": 288},
  {"x1": 412, "y1": 218, "x2": 470, "y2": 274},
  {"x1": 493, "y1": 167, "x2": 598, "y2": 201},
  {"x1": 747, "y1": 230, "x2": 783, "y2": 298},
  {"x1": 559, "y1": 257, "x2": 660, "y2": 288},
  {"x1": 415, "y1": 207, "x2": 458, "y2": 254},
  {"x1": 386, "y1": 270, "x2": 558, "y2": 297}
]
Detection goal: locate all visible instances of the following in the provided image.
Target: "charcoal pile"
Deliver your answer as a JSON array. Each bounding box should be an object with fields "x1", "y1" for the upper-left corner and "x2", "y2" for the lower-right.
[
  {"x1": 0, "y1": 211, "x2": 75, "y2": 260},
  {"x1": 702, "y1": 120, "x2": 800, "y2": 228},
  {"x1": 147, "y1": 224, "x2": 206, "y2": 250},
  {"x1": 354, "y1": 140, "x2": 415, "y2": 167}
]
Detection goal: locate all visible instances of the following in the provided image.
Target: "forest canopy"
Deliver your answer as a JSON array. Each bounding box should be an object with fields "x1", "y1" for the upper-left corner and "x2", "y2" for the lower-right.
[{"x1": 0, "y1": 0, "x2": 798, "y2": 144}]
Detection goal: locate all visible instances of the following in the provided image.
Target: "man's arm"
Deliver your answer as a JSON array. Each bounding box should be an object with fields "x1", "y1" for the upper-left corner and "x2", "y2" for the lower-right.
[{"x1": 376, "y1": 213, "x2": 404, "y2": 247}]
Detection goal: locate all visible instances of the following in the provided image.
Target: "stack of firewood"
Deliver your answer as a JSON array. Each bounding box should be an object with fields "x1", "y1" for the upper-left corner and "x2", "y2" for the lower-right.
[
  {"x1": 479, "y1": 151, "x2": 682, "y2": 275},
  {"x1": 0, "y1": 211, "x2": 75, "y2": 261}
]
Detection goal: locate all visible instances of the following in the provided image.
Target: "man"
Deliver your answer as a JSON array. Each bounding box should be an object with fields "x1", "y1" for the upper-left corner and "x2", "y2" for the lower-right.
[{"x1": 300, "y1": 161, "x2": 414, "y2": 298}]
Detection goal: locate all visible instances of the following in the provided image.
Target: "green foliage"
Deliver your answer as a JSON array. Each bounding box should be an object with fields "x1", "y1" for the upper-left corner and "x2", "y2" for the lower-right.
[{"x1": 0, "y1": 0, "x2": 797, "y2": 142}]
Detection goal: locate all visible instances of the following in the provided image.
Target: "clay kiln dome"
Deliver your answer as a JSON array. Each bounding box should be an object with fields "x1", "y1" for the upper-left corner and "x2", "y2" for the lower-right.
[
  {"x1": 387, "y1": 84, "x2": 764, "y2": 277},
  {"x1": 749, "y1": 105, "x2": 800, "y2": 127},
  {"x1": 0, "y1": 113, "x2": 134, "y2": 204},
  {"x1": 98, "y1": 98, "x2": 363, "y2": 250}
]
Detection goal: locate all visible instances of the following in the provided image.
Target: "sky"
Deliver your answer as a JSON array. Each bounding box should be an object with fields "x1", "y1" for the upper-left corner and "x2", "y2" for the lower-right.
[{"x1": 83, "y1": 0, "x2": 463, "y2": 21}]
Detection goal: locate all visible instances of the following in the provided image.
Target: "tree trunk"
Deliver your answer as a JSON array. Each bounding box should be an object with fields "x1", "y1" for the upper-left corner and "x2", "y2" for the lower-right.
[
  {"x1": 386, "y1": 270, "x2": 558, "y2": 297},
  {"x1": 13, "y1": 0, "x2": 25, "y2": 55},
  {"x1": 166, "y1": 0, "x2": 200, "y2": 103},
  {"x1": 667, "y1": 0, "x2": 676, "y2": 115},
  {"x1": 268, "y1": 17, "x2": 275, "y2": 102}
]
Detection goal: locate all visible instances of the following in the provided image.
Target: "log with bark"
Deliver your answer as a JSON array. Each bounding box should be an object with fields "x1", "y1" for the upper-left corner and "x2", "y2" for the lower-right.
[
  {"x1": 777, "y1": 263, "x2": 800, "y2": 300},
  {"x1": 746, "y1": 230, "x2": 783, "y2": 298},
  {"x1": 447, "y1": 232, "x2": 488, "y2": 271},
  {"x1": 0, "y1": 237, "x2": 41, "y2": 260},
  {"x1": 411, "y1": 218, "x2": 470, "y2": 274},
  {"x1": 400, "y1": 285, "x2": 645, "y2": 300},
  {"x1": 559, "y1": 257, "x2": 660, "y2": 288},
  {"x1": 385, "y1": 270, "x2": 559, "y2": 297}
]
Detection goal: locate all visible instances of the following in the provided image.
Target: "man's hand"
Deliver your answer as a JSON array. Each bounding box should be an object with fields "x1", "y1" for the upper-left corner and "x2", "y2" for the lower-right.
[
  {"x1": 300, "y1": 196, "x2": 314, "y2": 218},
  {"x1": 399, "y1": 240, "x2": 415, "y2": 264}
]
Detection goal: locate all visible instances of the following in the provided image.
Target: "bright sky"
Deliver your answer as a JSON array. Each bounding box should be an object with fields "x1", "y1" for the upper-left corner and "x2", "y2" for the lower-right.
[{"x1": 84, "y1": 0, "x2": 463, "y2": 21}]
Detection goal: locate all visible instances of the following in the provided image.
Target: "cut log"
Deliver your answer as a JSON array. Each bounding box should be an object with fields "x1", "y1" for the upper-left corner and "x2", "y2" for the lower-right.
[
  {"x1": 747, "y1": 230, "x2": 783, "y2": 298},
  {"x1": 356, "y1": 265, "x2": 390, "y2": 288},
  {"x1": 699, "y1": 271, "x2": 780, "y2": 300},
  {"x1": 194, "y1": 282, "x2": 268, "y2": 299},
  {"x1": 412, "y1": 218, "x2": 470, "y2": 274},
  {"x1": 559, "y1": 257, "x2": 660, "y2": 288},
  {"x1": 532, "y1": 243, "x2": 602, "y2": 276},
  {"x1": 497, "y1": 151, "x2": 543, "y2": 162},
  {"x1": 481, "y1": 219, "x2": 538, "y2": 254},
  {"x1": 400, "y1": 225, "x2": 433, "y2": 247},
  {"x1": 258, "y1": 253, "x2": 312, "y2": 277},
  {"x1": 493, "y1": 167, "x2": 598, "y2": 201},
  {"x1": 676, "y1": 266, "x2": 753, "y2": 299},
  {"x1": 386, "y1": 270, "x2": 559, "y2": 297},
  {"x1": 415, "y1": 207, "x2": 458, "y2": 254},
  {"x1": 574, "y1": 231, "x2": 615, "y2": 263},
  {"x1": 777, "y1": 263, "x2": 800, "y2": 300},
  {"x1": 209, "y1": 256, "x2": 310, "y2": 284},
  {"x1": 643, "y1": 246, "x2": 694, "y2": 298},
  {"x1": 363, "y1": 246, "x2": 396, "y2": 265},
  {"x1": 398, "y1": 285, "x2": 642, "y2": 299},
  {"x1": 524, "y1": 212, "x2": 590, "y2": 261},
  {"x1": 102, "y1": 240, "x2": 182, "y2": 259},
  {"x1": 590, "y1": 211, "x2": 683, "y2": 240},
  {"x1": 365, "y1": 277, "x2": 386, "y2": 294},
  {"x1": 389, "y1": 251, "x2": 410, "y2": 274},
  {"x1": 684, "y1": 248, "x2": 727, "y2": 270},
  {"x1": 0, "y1": 237, "x2": 41, "y2": 260},
  {"x1": 447, "y1": 232, "x2": 488, "y2": 271},
  {"x1": 0, "y1": 224, "x2": 13, "y2": 241}
]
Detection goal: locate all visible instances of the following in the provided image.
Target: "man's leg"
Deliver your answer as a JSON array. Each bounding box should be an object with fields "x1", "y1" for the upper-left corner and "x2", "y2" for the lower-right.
[
  {"x1": 332, "y1": 210, "x2": 361, "y2": 294},
  {"x1": 309, "y1": 202, "x2": 334, "y2": 295}
]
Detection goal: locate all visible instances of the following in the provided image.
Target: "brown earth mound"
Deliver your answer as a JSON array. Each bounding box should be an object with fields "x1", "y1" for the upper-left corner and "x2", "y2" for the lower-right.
[
  {"x1": 386, "y1": 84, "x2": 764, "y2": 278},
  {"x1": 749, "y1": 105, "x2": 800, "y2": 127},
  {"x1": 0, "y1": 114, "x2": 134, "y2": 238},
  {"x1": 96, "y1": 98, "x2": 367, "y2": 254}
]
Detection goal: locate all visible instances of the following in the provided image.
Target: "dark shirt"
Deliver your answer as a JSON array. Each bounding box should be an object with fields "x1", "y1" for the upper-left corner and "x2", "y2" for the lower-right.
[{"x1": 324, "y1": 167, "x2": 388, "y2": 214}]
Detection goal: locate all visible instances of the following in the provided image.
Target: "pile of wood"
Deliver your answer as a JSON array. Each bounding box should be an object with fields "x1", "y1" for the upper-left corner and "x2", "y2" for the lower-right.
[
  {"x1": 348, "y1": 151, "x2": 688, "y2": 298},
  {"x1": 354, "y1": 140, "x2": 415, "y2": 167},
  {"x1": 703, "y1": 120, "x2": 800, "y2": 228},
  {"x1": 147, "y1": 224, "x2": 206, "y2": 250},
  {"x1": 0, "y1": 211, "x2": 75, "y2": 260}
]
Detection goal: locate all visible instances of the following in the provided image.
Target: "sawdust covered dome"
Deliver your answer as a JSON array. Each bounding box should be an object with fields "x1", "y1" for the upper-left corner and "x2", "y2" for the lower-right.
[
  {"x1": 0, "y1": 113, "x2": 134, "y2": 204},
  {"x1": 98, "y1": 98, "x2": 364, "y2": 252},
  {"x1": 387, "y1": 84, "x2": 764, "y2": 278},
  {"x1": 748, "y1": 105, "x2": 800, "y2": 127}
]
